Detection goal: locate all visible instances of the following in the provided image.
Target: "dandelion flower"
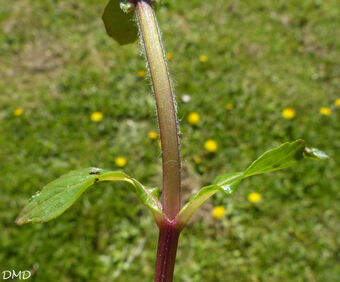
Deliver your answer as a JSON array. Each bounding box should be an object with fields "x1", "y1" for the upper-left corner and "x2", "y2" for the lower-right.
[
  {"x1": 199, "y1": 55, "x2": 208, "y2": 63},
  {"x1": 320, "y1": 107, "x2": 331, "y2": 116},
  {"x1": 225, "y1": 103, "x2": 233, "y2": 110},
  {"x1": 181, "y1": 94, "x2": 191, "y2": 103},
  {"x1": 115, "y1": 157, "x2": 127, "y2": 167},
  {"x1": 248, "y1": 192, "x2": 261, "y2": 203},
  {"x1": 204, "y1": 139, "x2": 218, "y2": 152},
  {"x1": 148, "y1": 131, "x2": 158, "y2": 140},
  {"x1": 138, "y1": 70, "x2": 146, "y2": 77},
  {"x1": 188, "y1": 112, "x2": 200, "y2": 125},
  {"x1": 91, "y1": 111, "x2": 103, "y2": 122},
  {"x1": 193, "y1": 156, "x2": 201, "y2": 164},
  {"x1": 13, "y1": 108, "x2": 24, "y2": 116},
  {"x1": 335, "y1": 98, "x2": 340, "y2": 107},
  {"x1": 166, "y1": 53, "x2": 174, "y2": 60},
  {"x1": 282, "y1": 108, "x2": 296, "y2": 119},
  {"x1": 212, "y1": 206, "x2": 226, "y2": 219}
]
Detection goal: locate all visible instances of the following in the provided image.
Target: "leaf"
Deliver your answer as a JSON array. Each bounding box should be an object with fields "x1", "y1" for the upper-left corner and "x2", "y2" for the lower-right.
[
  {"x1": 102, "y1": 0, "x2": 138, "y2": 45},
  {"x1": 243, "y1": 139, "x2": 306, "y2": 177},
  {"x1": 176, "y1": 172, "x2": 243, "y2": 228},
  {"x1": 176, "y1": 140, "x2": 328, "y2": 227},
  {"x1": 303, "y1": 147, "x2": 329, "y2": 160},
  {"x1": 15, "y1": 168, "x2": 163, "y2": 225}
]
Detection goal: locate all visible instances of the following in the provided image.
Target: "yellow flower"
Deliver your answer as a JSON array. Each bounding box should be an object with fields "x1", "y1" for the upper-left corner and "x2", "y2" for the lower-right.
[
  {"x1": 282, "y1": 108, "x2": 296, "y2": 119},
  {"x1": 13, "y1": 108, "x2": 24, "y2": 116},
  {"x1": 335, "y1": 98, "x2": 340, "y2": 107},
  {"x1": 193, "y1": 156, "x2": 201, "y2": 164},
  {"x1": 115, "y1": 157, "x2": 127, "y2": 167},
  {"x1": 138, "y1": 70, "x2": 146, "y2": 77},
  {"x1": 204, "y1": 139, "x2": 218, "y2": 152},
  {"x1": 91, "y1": 111, "x2": 103, "y2": 122},
  {"x1": 199, "y1": 55, "x2": 208, "y2": 63},
  {"x1": 248, "y1": 192, "x2": 261, "y2": 203},
  {"x1": 225, "y1": 103, "x2": 233, "y2": 110},
  {"x1": 320, "y1": 107, "x2": 331, "y2": 116},
  {"x1": 148, "y1": 131, "x2": 158, "y2": 140},
  {"x1": 212, "y1": 206, "x2": 226, "y2": 219},
  {"x1": 188, "y1": 112, "x2": 200, "y2": 125},
  {"x1": 166, "y1": 53, "x2": 174, "y2": 60},
  {"x1": 158, "y1": 140, "x2": 162, "y2": 148}
]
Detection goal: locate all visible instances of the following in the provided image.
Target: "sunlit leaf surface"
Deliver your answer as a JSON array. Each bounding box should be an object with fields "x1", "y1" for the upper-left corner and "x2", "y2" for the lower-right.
[
  {"x1": 176, "y1": 140, "x2": 328, "y2": 227},
  {"x1": 16, "y1": 168, "x2": 163, "y2": 225}
]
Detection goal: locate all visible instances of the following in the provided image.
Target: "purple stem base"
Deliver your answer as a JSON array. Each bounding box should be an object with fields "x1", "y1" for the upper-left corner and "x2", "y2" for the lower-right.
[{"x1": 154, "y1": 221, "x2": 181, "y2": 282}]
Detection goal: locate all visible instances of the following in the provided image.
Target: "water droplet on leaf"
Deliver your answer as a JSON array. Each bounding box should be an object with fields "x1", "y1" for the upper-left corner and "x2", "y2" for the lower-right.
[{"x1": 31, "y1": 191, "x2": 41, "y2": 199}]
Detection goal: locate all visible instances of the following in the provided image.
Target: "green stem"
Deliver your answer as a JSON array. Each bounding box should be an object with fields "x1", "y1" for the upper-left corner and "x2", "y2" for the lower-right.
[{"x1": 135, "y1": 0, "x2": 181, "y2": 220}]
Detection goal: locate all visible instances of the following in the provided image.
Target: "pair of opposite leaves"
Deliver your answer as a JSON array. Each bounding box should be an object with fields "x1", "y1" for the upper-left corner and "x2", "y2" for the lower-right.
[
  {"x1": 15, "y1": 1, "x2": 328, "y2": 227},
  {"x1": 16, "y1": 140, "x2": 328, "y2": 228}
]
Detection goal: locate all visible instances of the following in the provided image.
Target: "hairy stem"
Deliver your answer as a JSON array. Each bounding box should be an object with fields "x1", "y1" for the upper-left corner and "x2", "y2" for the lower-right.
[
  {"x1": 135, "y1": 0, "x2": 181, "y2": 220},
  {"x1": 135, "y1": 1, "x2": 182, "y2": 281}
]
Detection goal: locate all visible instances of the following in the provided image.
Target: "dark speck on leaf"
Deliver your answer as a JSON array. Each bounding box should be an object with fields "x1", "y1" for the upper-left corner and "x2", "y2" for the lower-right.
[
  {"x1": 89, "y1": 170, "x2": 101, "y2": 175},
  {"x1": 294, "y1": 148, "x2": 304, "y2": 161},
  {"x1": 94, "y1": 178, "x2": 99, "y2": 183}
]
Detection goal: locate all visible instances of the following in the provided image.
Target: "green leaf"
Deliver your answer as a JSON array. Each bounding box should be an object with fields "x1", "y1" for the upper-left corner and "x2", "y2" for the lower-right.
[
  {"x1": 303, "y1": 147, "x2": 329, "y2": 160},
  {"x1": 243, "y1": 139, "x2": 306, "y2": 177},
  {"x1": 176, "y1": 172, "x2": 243, "y2": 228},
  {"x1": 176, "y1": 140, "x2": 328, "y2": 227},
  {"x1": 102, "y1": 0, "x2": 138, "y2": 45},
  {"x1": 15, "y1": 168, "x2": 163, "y2": 225}
]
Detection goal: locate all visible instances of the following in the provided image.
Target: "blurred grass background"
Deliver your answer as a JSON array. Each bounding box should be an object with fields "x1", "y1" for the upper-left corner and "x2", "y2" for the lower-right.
[{"x1": 0, "y1": 0, "x2": 339, "y2": 281}]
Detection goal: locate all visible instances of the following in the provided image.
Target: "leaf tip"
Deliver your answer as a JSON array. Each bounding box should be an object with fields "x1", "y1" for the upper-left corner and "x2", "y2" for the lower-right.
[
  {"x1": 15, "y1": 215, "x2": 30, "y2": 226},
  {"x1": 304, "y1": 147, "x2": 329, "y2": 160}
]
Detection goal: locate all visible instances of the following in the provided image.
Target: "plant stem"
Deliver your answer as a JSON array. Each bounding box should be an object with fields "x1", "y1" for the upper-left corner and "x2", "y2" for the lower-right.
[
  {"x1": 135, "y1": 0, "x2": 181, "y2": 220},
  {"x1": 135, "y1": 1, "x2": 182, "y2": 281},
  {"x1": 154, "y1": 221, "x2": 181, "y2": 282}
]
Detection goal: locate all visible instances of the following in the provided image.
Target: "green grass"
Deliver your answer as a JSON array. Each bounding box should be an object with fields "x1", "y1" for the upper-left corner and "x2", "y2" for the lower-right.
[{"x1": 0, "y1": 0, "x2": 339, "y2": 281}]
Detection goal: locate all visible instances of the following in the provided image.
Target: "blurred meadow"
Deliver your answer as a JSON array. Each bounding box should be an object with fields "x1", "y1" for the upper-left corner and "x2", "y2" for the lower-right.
[{"x1": 1, "y1": 0, "x2": 339, "y2": 281}]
